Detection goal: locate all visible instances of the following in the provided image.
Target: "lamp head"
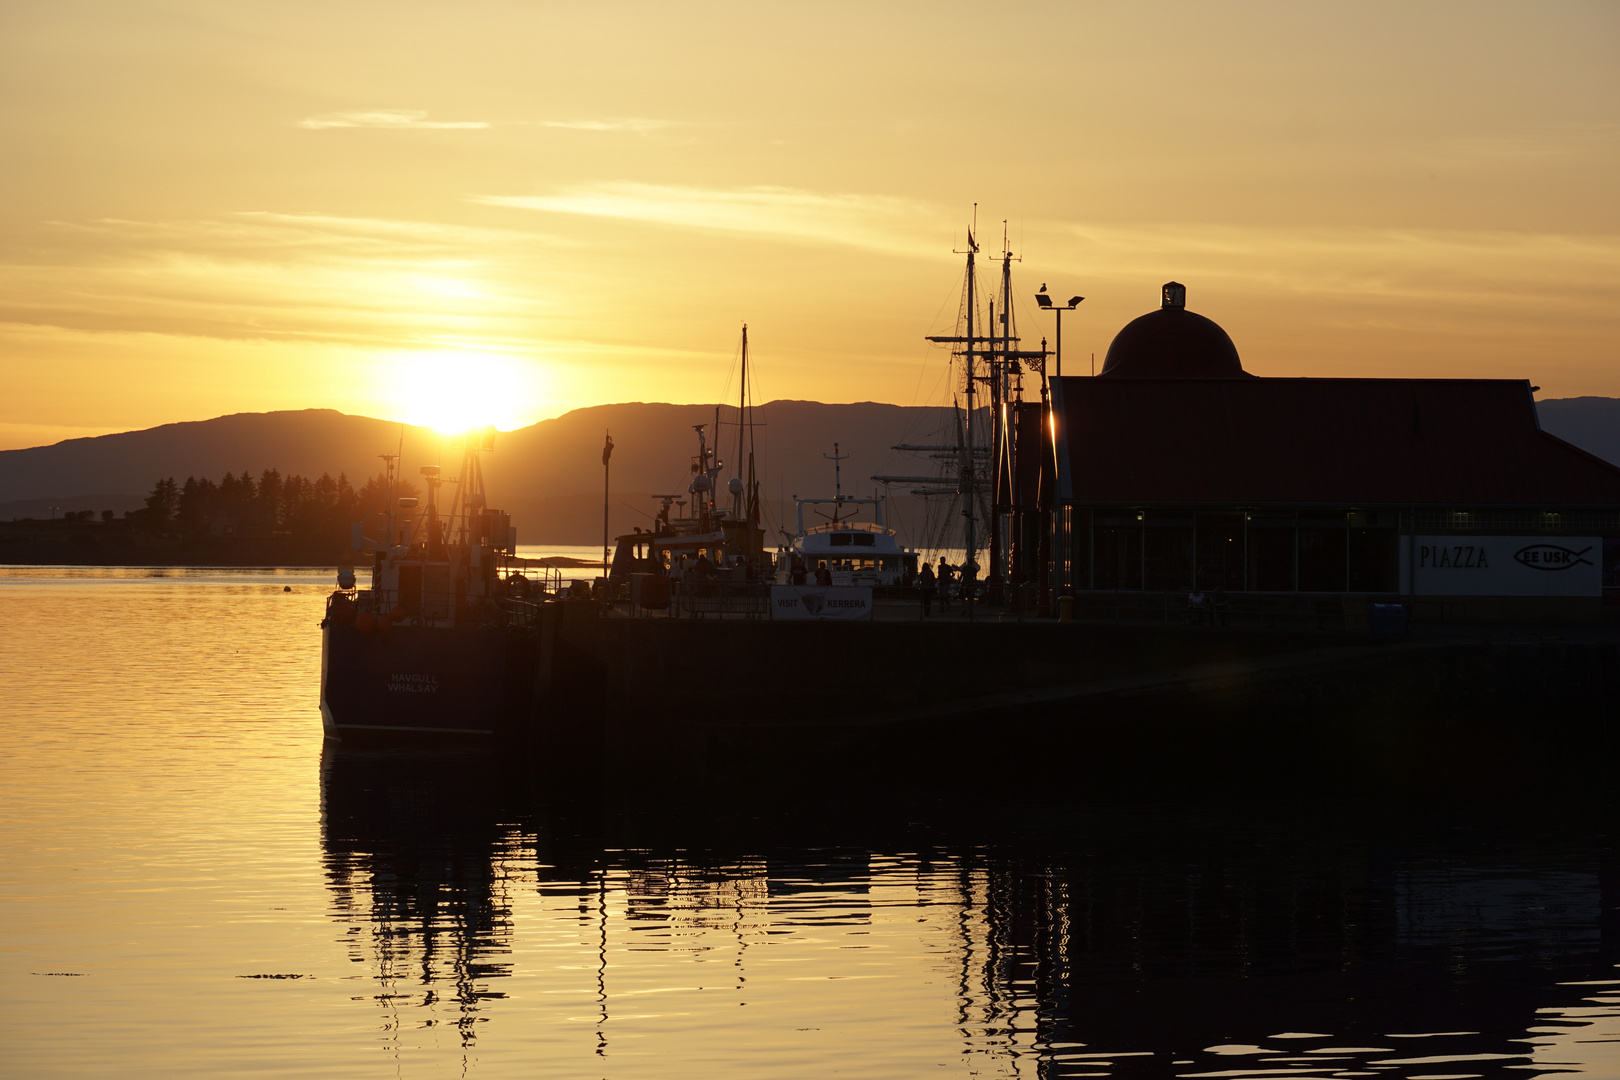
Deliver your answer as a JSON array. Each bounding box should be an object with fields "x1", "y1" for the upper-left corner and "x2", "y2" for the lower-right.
[
  {"x1": 1067, "y1": 296, "x2": 1084, "y2": 308},
  {"x1": 1034, "y1": 293, "x2": 1053, "y2": 309}
]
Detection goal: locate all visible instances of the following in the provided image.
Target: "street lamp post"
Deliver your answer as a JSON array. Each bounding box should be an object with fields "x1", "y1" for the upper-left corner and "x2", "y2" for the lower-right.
[{"x1": 1033, "y1": 287, "x2": 1084, "y2": 377}]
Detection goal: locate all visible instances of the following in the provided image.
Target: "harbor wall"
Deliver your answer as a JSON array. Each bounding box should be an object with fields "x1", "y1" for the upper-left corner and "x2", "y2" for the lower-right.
[{"x1": 527, "y1": 606, "x2": 1620, "y2": 786}]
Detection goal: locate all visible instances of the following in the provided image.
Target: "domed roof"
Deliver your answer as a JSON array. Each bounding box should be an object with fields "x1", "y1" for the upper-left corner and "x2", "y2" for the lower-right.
[{"x1": 1099, "y1": 282, "x2": 1247, "y2": 378}]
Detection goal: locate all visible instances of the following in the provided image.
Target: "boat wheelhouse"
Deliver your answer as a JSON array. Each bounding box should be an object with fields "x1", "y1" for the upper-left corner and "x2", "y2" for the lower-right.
[
  {"x1": 609, "y1": 327, "x2": 769, "y2": 587},
  {"x1": 779, "y1": 444, "x2": 919, "y2": 587},
  {"x1": 608, "y1": 421, "x2": 768, "y2": 584}
]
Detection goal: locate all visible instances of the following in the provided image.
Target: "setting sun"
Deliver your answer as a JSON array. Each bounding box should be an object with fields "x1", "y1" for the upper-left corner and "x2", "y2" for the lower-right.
[{"x1": 383, "y1": 350, "x2": 537, "y2": 436}]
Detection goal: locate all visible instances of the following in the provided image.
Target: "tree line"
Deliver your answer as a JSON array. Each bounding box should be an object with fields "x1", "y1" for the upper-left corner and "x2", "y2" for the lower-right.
[{"x1": 136, "y1": 468, "x2": 420, "y2": 546}]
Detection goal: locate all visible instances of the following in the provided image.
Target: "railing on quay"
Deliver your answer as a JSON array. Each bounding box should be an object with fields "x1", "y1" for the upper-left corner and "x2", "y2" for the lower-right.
[
  {"x1": 1064, "y1": 590, "x2": 1363, "y2": 633},
  {"x1": 672, "y1": 581, "x2": 770, "y2": 618},
  {"x1": 323, "y1": 586, "x2": 549, "y2": 631}
]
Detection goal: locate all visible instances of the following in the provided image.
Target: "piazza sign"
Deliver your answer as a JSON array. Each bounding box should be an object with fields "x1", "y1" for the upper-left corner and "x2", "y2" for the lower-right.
[{"x1": 1405, "y1": 535, "x2": 1601, "y2": 596}]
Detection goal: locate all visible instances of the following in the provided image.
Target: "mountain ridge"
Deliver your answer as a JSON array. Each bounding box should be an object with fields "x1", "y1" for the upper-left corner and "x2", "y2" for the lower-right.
[
  {"x1": 0, "y1": 401, "x2": 966, "y2": 545},
  {"x1": 4, "y1": 396, "x2": 1616, "y2": 545}
]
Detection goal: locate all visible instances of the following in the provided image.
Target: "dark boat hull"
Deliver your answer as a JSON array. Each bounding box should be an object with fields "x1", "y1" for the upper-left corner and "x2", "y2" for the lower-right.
[{"x1": 320, "y1": 622, "x2": 534, "y2": 740}]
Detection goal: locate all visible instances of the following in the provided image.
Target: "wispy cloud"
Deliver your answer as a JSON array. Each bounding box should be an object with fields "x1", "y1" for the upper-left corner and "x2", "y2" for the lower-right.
[
  {"x1": 297, "y1": 110, "x2": 488, "y2": 130},
  {"x1": 536, "y1": 118, "x2": 679, "y2": 133},
  {"x1": 476, "y1": 182, "x2": 936, "y2": 256},
  {"x1": 0, "y1": 212, "x2": 571, "y2": 349}
]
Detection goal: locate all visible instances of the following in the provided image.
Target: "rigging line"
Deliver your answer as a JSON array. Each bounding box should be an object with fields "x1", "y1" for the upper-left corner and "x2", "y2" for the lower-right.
[{"x1": 717, "y1": 331, "x2": 743, "y2": 413}]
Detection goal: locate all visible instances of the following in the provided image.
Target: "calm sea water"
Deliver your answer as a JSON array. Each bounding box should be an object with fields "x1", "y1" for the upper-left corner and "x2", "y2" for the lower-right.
[{"x1": 3, "y1": 566, "x2": 1620, "y2": 1079}]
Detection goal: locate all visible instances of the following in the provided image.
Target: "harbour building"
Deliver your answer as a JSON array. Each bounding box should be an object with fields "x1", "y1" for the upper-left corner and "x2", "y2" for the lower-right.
[{"x1": 1046, "y1": 283, "x2": 1620, "y2": 623}]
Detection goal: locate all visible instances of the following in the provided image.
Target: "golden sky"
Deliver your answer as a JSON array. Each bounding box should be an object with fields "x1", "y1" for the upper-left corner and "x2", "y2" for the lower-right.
[{"x1": 2, "y1": 1, "x2": 1616, "y2": 449}]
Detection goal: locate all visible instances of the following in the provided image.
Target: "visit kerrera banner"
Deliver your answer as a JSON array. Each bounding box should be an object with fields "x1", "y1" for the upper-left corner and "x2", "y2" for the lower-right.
[
  {"x1": 1406, "y1": 535, "x2": 1601, "y2": 596},
  {"x1": 770, "y1": 585, "x2": 874, "y2": 620}
]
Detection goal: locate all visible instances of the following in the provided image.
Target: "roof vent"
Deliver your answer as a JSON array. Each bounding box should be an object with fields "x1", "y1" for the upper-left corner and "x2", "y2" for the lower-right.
[{"x1": 1162, "y1": 281, "x2": 1186, "y2": 309}]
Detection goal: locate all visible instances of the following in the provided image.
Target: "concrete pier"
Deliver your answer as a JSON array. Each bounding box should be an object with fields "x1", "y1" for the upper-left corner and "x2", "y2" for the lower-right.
[{"x1": 527, "y1": 600, "x2": 1620, "y2": 784}]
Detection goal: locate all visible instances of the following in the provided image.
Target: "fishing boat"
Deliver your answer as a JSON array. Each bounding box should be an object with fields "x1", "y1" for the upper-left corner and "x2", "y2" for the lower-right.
[
  {"x1": 319, "y1": 429, "x2": 553, "y2": 740},
  {"x1": 607, "y1": 326, "x2": 769, "y2": 597},
  {"x1": 778, "y1": 443, "x2": 919, "y2": 587}
]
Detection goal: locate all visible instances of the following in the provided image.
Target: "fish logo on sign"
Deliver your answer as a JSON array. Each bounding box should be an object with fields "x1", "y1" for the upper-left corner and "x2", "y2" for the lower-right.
[{"x1": 1513, "y1": 544, "x2": 1592, "y2": 571}]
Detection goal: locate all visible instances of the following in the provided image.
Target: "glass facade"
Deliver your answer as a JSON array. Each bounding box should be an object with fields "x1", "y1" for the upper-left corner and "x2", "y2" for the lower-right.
[
  {"x1": 1061, "y1": 507, "x2": 1400, "y2": 593},
  {"x1": 1056, "y1": 506, "x2": 1619, "y2": 594}
]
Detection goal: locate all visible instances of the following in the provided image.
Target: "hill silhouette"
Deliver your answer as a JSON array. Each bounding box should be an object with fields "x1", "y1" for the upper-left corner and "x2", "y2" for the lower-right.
[
  {"x1": 7, "y1": 395, "x2": 1613, "y2": 550},
  {"x1": 1535, "y1": 397, "x2": 1620, "y2": 469},
  {"x1": 0, "y1": 402, "x2": 965, "y2": 546}
]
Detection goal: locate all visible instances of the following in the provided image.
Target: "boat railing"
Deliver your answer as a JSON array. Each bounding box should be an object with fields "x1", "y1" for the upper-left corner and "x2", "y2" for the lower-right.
[
  {"x1": 671, "y1": 580, "x2": 770, "y2": 618},
  {"x1": 335, "y1": 586, "x2": 547, "y2": 631},
  {"x1": 501, "y1": 565, "x2": 563, "y2": 596},
  {"x1": 1064, "y1": 590, "x2": 1354, "y2": 632},
  {"x1": 803, "y1": 521, "x2": 889, "y2": 535}
]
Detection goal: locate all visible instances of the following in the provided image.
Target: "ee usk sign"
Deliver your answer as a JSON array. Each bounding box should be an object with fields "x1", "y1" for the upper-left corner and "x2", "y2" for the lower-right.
[{"x1": 1406, "y1": 535, "x2": 1600, "y2": 596}]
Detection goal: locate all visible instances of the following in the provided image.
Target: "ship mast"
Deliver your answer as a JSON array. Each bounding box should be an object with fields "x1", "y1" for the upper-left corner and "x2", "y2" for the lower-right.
[
  {"x1": 822, "y1": 442, "x2": 848, "y2": 525},
  {"x1": 921, "y1": 213, "x2": 989, "y2": 596},
  {"x1": 990, "y1": 223, "x2": 1018, "y2": 590},
  {"x1": 732, "y1": 324, "x2": 759, "y2": 523},
  {"x1": 962, "y1": 224, "x2": 980, "y2": 579}
]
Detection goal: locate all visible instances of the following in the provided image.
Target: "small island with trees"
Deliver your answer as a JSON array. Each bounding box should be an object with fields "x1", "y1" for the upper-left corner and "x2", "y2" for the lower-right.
[{"x1": 0, "y1": 468, "x2": 416, "y2": 566}]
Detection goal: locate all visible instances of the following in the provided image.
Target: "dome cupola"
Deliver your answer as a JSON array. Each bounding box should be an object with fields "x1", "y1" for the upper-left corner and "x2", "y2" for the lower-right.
[{"x1": 1099, "y1": 282, "x2": 1246, "y2": 378}]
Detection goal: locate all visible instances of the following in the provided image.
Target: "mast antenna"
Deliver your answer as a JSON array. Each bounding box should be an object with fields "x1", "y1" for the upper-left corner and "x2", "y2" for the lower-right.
[{"x1": 823, "y1": 441, "x2": 848, "y2": 523}]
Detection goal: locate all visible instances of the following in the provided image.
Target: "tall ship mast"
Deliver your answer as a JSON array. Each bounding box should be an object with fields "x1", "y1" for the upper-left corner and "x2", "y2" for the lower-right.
[{"x1": 877, "y1": 214, "x2": 1053, "y2": 603}]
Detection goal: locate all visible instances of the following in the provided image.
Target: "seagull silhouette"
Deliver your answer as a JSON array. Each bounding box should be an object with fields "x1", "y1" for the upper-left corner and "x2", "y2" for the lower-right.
[{"x1": 1038, "y1": 283, "x2": 1047, "y2": 292}]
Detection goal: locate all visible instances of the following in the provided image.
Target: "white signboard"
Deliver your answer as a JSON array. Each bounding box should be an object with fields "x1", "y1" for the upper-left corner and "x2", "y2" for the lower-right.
[
  {"x1": 1405, "y1": 535, "x2": 1600, "y2": 597},
  {"x1": 770, "y1": 585, "x2": 874, "y2": 620}
]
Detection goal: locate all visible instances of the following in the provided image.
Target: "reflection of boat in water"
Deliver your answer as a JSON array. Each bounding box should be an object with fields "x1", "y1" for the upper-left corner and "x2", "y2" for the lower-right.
[
  {"x1": 321, "y1": 746, "x2": 515, "y2": 1045},
  {"x1": 778, "y1": 443, "x2": 918, "y2": 587},
  {"x1": 320, "y1": 430, "x2": 549, "y2": 740}
]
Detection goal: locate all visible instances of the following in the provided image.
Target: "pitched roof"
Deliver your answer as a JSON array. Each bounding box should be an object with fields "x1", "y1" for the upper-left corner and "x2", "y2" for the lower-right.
[{"x1": 1050, "y1": 376, "x2": 1620, "y2": 508}]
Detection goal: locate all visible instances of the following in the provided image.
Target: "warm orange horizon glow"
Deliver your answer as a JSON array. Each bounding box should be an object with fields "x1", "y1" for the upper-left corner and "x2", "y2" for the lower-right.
[{"x1": 2, "y1": 2, "x2": 1617, "y2": 450}]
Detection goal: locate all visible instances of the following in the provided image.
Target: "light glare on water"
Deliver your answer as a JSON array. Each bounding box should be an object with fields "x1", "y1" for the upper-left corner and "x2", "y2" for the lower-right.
[{"x1": 3, "y1": 566, "x2": 1620, "y2": 1078}]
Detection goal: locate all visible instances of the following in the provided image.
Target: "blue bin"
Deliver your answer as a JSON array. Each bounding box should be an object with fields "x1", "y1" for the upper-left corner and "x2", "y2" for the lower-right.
[{"x1": 1368, "y1": 603, "x2": 1408, "y2": 636}]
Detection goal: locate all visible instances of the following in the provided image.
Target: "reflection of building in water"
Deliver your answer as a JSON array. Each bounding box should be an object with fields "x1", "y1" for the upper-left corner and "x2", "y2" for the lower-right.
[
  {"x1": 937, "y1": 804, "x2": 1618, "y2": 1075},
  {"x1": 316, "y1": 768, "x2": 1620, "y2": 1075},
  {"x1": 320, "y1": 748, "x2": 518, "y2": 1049}
]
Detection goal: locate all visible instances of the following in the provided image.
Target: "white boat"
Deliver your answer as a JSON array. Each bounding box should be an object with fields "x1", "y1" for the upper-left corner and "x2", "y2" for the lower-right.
[{"x1": 779, "y1": 444, "x2": 919, "y2": 587}]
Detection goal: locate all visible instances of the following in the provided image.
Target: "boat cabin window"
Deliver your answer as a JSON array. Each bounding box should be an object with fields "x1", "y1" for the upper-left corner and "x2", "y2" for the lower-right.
[{"x1": 827, "y1": 531, "x2": 878, "y2": 547}]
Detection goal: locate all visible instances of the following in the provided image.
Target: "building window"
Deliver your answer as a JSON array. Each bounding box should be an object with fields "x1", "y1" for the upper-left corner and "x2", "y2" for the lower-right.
[
  {"x1": 1144, "y1": 512, "x2": 1195, "y2": 591},
  {"x1": 1298, "y1": 516, "x2": 1348, "y2": 591},
  {"x1": 1196, "y1": 511, "x2": 1244, "y2": 590},
  {"x1": 1246, "y1": 512, "x2": 1296, "y2": 591},
  {"x1": 1349, "y1": 525, "x2": 1399, "y2": 592},
  {"x1": 1094, "y1": 516, "x2": 1141, "y2": 590},
  {"x1": 1072, "y1": 508, "x2": 1092, "y2": 590}
]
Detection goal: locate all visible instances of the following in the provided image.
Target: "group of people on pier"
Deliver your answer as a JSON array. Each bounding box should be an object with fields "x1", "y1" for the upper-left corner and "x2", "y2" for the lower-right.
[{"x1": 916, "y1": 556, "x2": 978, "y2": 617}]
